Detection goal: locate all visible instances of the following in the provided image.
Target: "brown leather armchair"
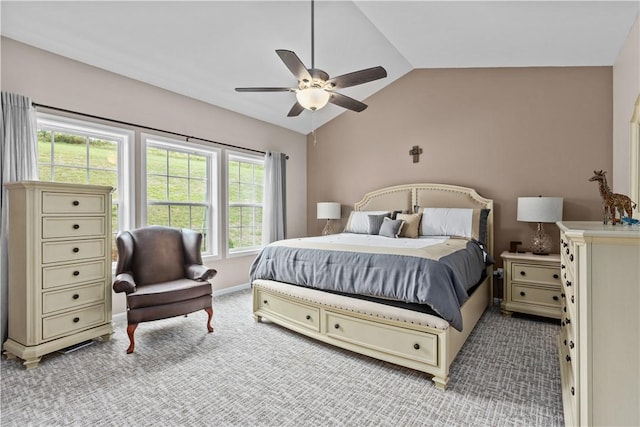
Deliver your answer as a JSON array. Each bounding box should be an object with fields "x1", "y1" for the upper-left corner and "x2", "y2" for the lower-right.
[{"x1": 113, "y1": 225, "x2": 217, "y2": 354}]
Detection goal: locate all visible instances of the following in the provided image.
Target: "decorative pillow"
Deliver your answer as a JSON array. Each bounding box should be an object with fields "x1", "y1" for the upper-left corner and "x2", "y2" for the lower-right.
[
  {"x1": 368, "y1": 214, "x2": 390, "y2": 235},
  {"x1": 379, "y1": 218, "x2": 405, "y2": 238},
  {"x1": 344, "y1": 210, "x2": 390, "y2": 234},
  {"x1": 395, "y1": 213, "x2": 422, "y2": 238},
  {"x1": 420, "y1": 208, "x2": 490, "y2": 243},
  {"x1": 390, "y1": 209, "x2": 408, "y2": 220}
]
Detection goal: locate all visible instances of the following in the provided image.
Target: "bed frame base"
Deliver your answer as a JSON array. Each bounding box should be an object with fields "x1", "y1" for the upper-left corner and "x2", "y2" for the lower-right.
[{"x1": 253, "y1": 275, "x2": 490, "y2": 390}]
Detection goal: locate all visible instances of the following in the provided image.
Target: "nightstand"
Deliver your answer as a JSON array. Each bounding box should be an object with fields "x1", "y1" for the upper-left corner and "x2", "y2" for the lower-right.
[{"x1": 500, "y1": 251, "x2": 562, "y2": 319}]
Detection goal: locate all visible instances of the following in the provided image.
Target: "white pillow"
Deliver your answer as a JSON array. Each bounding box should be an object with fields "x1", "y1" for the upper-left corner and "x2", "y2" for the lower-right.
[
  {"x1": 420, "y1": 208, "x2": 474, "y2": 238},
  {"x1": 344, "y1": 210, "x2": 390, "y2": 234}
]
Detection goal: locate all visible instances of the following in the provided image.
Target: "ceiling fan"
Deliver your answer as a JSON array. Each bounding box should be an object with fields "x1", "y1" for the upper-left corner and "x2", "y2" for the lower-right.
[{"x1": 235, "y1": 0, "x2": 387, "y2": 117}]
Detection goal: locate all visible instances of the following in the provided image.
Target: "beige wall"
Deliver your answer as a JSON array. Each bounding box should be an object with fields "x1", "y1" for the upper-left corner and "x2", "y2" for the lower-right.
[
  {"x1": 613, "y1": 14, "x2": 640, "y2": 195},
  {"x1": 307, "y1": 66, "x2": 612, "y2": 266},
  {"x1": 1, "y1": 37, "x2": 307, "y2": 315}
]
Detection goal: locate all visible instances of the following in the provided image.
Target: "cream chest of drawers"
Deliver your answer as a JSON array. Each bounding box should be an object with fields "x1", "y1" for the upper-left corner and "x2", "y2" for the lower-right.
[
  {"x1": 500, "y1": 251, "x2": 562, "y2": 319},
  {"x1": 557, "y1": 221, "x2": 640, "y2": 427},
  {"x1": 3, "y1": 181, "x2": 114, "y2": 368}
]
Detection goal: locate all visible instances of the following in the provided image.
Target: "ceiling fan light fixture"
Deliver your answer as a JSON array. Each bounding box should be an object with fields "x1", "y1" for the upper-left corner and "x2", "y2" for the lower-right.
[{"x1": 296, "y1": 87, "x2": 331, "y2": 111}]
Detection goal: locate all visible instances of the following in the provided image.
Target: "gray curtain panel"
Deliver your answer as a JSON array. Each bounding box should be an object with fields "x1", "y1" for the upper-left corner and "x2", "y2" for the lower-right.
[
  {"x1": 1, "y1": 92, "x2": 39, "y2": 343},
  {"x1": 262, "y1": 151, "x2": 287, "y2": 245}
]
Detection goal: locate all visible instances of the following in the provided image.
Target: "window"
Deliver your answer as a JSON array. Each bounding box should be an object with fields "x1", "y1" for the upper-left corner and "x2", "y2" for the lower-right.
[
  {"x1": 37, "y1": 114, "x2": 133, "y2": 261},
  {"x1": 142, "y1": 134, "x2": 219, "y2": 257},
  {"x1": 227, "y1": 152, "x2": 264, "y2": 255}
]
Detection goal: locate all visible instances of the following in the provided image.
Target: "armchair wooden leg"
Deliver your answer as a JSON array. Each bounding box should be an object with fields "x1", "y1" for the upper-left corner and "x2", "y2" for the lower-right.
[
  {"x1": 126, "y1": 323, "x2": 138, "y2": 354},
  {"x1": 204, "y1": 307, "x2": 214, "y2": 333}
]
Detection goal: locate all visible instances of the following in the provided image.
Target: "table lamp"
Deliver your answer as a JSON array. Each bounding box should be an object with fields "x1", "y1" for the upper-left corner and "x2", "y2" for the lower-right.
[
  {"x1": 517, "y1": 196, "x2": 563, "y2": 255},
  {"x1": 317, "y1": 202, "x2": 341, "y2": 236}
]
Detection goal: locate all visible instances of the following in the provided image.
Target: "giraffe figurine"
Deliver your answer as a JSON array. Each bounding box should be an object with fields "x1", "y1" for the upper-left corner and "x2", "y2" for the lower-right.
[{"x1": 588, "y1": 170, "x2": 637, "y2": 225}]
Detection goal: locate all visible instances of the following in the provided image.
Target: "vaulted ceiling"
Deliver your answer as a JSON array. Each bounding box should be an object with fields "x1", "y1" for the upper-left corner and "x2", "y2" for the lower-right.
[{"x1": 1, "y1": 1, "x2": 638, "y2": 135}]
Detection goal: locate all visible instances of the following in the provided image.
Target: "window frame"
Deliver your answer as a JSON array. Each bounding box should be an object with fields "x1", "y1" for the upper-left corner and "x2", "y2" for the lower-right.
[
  {"x1": 226, "y1": 150, "x2": 265, "y2": 258},
  {"x1": 36, "y1": 113, "x2": 135, "y2": 260},
  {"x1": 140, "y1": 133, "x2": 221, "y2": 260}
]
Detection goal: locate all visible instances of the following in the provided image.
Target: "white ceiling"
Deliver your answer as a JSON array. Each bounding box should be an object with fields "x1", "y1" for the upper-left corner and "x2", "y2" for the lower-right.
[{"x1": 1, "y1": 1, "x2": 638, "y2": 135}]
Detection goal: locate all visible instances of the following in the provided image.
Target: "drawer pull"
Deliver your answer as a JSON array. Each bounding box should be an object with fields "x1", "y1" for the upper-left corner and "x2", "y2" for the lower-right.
[
  {"x1": 305, "y1": 315, "x2": 311, "y2": 320},
  {"x1": 565, "y1": 318, "x2": 571, "y2": 325},
  {"x1": 553, "y1": 274, "x2": 559, "y2": 279},
  {"x1": 566, "y1": 355, "x2": 571, "y2": 362},
  {"x1": 570, "y1": 254, "x2": 574, "y2": 262},
  {"x1": 561, "y1": 264, "x2": 565, "y2": 269},
  {"x1": 72, "y1": 200, "x2": 80, "y2": 206},
  {"x1": 563, "y1": 307, "x2": 567, "y2": 312},
  {"x1": 73, "y1": 247, "x2": 79, "y2": 253},
  {"x1": 519, "y1": 271, "x2": 526, "y2": 276},
  {"x1": 553, "y1": 295, "x2": 559, "y2": 301},
  {"x1": 73, "y1": 224, "x2": 80, "y2": 230},
  {"x1": 565, "y1": 280, "x2": 572, "y2": 287},
  {"x1": 571, "y1": 386, "x2": 575, "y2": 396},
  {"x1": 73, "y1": 271, "x2": 80, "y2": 276},
  {"x1": 566, "y1": 248, "x2": 569, "y2": 255},
  {"x1": 569, "y1": 341, "x2": 574, "y2": 349},
  {"x1": 563, "y1": 339, "x2": 567, "y2": 346},
  {"x1": 73, "y1": 317, "x2": 80, "y2": 323},
  {"x1": 413, "y1": 343, "x2": 420, "y2": 350},
  {"x1": 561, "y1": 293, "x2": 565, "y2": 298},
  {"x1": 334, "y1": 323, "x2": 340, "y2": 329},
  {"x1": 72, "y1": 294, "x2": 79, "y2": 300},
  {"x1": 263, "y1": 300, "x2": 268, "y2": 304},
  {"x1": 519, "y1": 291, "x2": 526, "y2": 297},
  {"x1": 571, "y1": 296, "x2": 575, "y2": 304}
]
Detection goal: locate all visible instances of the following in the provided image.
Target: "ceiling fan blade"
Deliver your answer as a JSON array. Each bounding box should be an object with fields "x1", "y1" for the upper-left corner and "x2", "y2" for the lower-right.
[
  {"x1": 235, "y1": 87, "x2": 294, "y2": 92},
  {"x1": 276, "y1": 50, "x2": 313, "y2": 83},
  {"x1": 326, "y1": 66, "x2": 387, "y2": 89},
  {"x1": 329, "y1": 92, "x2": 368, "y2": 112},
  {"x1": 287, "y1": 102, "x2": 305, "y2": 117}
]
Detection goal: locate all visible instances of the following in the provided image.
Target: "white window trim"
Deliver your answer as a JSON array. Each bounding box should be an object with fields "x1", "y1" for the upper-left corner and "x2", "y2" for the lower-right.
[
  {"x1": 36, "y1": 112, "x2": 135, "y2": 237},
  {"x1": 226, "y1": 150, "x2": 265, "y2": 258},
  {"x1": 140, "y1": 133, "x2": 221, "y2": 260}
]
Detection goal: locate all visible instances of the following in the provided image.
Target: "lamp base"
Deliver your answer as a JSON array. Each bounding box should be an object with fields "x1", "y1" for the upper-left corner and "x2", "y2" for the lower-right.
[
  {"x1": 322, "y1": 220, "x2": 334, "y2": 236},
  {"x1": 530, "y1": 223, "x2": 552, "y2": 255}
]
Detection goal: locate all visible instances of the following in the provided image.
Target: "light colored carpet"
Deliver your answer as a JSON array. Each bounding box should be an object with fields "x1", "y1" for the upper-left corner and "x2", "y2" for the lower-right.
[{"x1": 1, "y1": 289, "x2": 563, "y2": 426}]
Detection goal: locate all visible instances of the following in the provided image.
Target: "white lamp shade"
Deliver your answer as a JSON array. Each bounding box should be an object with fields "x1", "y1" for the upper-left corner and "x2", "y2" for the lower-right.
[
  {"x1": 317, "y1": 202, "x2": 341, "y2": 220},
  {"x1": 517, "y1": 197, "x2": 564, "y2": 223},
  {"x1": 296, "y1": 88, "x2": 331, "y2": 111}
]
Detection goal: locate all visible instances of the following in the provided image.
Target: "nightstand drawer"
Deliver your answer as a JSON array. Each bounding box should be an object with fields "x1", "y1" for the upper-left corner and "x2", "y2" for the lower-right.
[
  {"x1": 511, "y1": 283, "x2": 562, "y2": 308},
  {"x1": 511, "y1": 263, "x2": 560, "y2": 286},
  {"x1": 41, "y1": 192, "x2": 106, "y2": 214}
]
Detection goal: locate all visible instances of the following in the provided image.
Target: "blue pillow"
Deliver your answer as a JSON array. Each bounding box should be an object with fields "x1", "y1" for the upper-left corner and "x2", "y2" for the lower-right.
[{"x1": 379, "y1": 218, "x2": 405, "y2": 238}]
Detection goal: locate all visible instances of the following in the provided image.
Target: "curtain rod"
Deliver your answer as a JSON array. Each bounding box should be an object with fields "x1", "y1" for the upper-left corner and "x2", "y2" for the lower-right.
[{"x1": 32, "y1": 102, "x2": 289, "y2": 159}]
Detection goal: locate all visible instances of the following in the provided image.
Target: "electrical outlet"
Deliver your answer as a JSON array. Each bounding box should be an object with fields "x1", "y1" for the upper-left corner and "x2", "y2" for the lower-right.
[{"x1": 493, "y1": 268, "x2": 504, "y2": 279}]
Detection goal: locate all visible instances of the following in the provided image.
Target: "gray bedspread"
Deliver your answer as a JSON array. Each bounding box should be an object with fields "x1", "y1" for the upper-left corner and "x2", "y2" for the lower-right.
[{"x1": 250, "y1": 236, "x2": 489, "y2": 331}]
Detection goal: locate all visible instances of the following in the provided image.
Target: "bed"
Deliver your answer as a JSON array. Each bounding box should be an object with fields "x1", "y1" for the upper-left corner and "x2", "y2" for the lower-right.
[{"x1": 251, "y1": 183, "x2": 493, "y2": 390}]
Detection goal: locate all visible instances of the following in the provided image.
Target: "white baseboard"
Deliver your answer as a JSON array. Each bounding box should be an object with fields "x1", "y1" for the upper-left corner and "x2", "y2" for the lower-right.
[{"x1": 111, "y1": 282, "x2": 251, "y2": 325}]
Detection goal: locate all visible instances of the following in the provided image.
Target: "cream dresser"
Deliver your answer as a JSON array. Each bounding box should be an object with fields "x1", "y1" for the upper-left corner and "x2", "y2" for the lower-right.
[
  {"x1": 557, "y1": 221, "x2": 640, "y2": 427},
  {"x1": 3, "y1": 181, "x2": 114, "y2": 369}
]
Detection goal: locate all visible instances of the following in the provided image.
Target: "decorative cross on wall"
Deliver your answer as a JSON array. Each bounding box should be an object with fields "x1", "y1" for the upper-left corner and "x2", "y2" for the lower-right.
[{"x1": 409, "y1": 145, "x2": 423, "y2": 163}]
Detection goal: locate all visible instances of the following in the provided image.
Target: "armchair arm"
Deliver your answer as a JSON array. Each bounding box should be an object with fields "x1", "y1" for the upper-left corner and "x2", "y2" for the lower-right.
[
  {"x1": 113, "y1": 272, "x2": 137, "y2": 294},
  {"x1": 185, "y1": 264, "x2": 217, "y2": 281}
]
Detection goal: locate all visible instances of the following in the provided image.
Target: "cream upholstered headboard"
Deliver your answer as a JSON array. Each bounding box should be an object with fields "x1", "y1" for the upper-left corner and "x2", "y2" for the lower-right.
[{"x1": 353, "y1": 183, "x2": 494, "y2": 258}]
